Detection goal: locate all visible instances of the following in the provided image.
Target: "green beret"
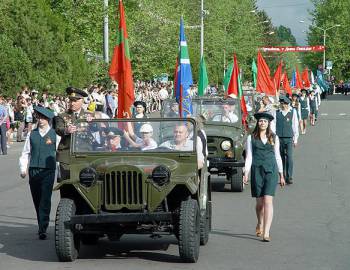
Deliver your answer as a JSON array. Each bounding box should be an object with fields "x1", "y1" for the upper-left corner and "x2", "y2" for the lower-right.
[
  {"x1": 34, "y1": 106, "x2": 55, "y2": 119},
  {"x1": 254, "y1": 112, "x2": 274, "y2": 121},
  {"x1": 279, "y1": 95, "x2": 291, "y2": 104}
]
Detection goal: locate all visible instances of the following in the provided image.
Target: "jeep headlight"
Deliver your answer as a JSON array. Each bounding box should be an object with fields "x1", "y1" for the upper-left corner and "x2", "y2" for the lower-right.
[
  {"x1": 151, "y1": 165, "x2": 171, "y2": 186},
  {"x1": 79, "y1": 167, "x2": 97, "y2": 187},
  {"x1": 220, "y1": 140, "x2": 232, "y2": 151}
]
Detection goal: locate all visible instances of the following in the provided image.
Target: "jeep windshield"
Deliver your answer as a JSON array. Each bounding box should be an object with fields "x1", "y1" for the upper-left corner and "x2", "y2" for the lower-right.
[
  {"x1": 162, "y1": 99, "x2": 239, "y2": 124},
  {"x1": 72, "y1": 119, "x2": 196, "y2": 153}
]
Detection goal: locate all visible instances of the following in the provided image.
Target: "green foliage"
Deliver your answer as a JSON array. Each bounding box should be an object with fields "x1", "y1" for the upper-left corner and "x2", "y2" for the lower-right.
[
  {"x1": 276, "y1": 25, "x2": 297, "y2": 46},
  {"x1": 0, "y1": 0, "x2": 94, "y2": 96},
  {"x1": 305, "y1": 0, "x2": 348, "y2": 80}
]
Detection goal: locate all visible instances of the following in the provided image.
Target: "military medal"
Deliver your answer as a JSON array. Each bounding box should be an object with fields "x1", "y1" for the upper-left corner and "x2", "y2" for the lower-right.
[{"x1": 46, "y1": 137, "x2": 53, "y2": 145}]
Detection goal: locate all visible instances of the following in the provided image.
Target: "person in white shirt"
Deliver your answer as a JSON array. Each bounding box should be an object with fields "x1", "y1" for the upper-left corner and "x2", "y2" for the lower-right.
[
  {"x1": 212, "y1": 104, "x2": 239, "y2": 123},
  {"x1": 124, "y1": 123, "x2": 158, "y2": 151},
  {"x1": 19, "y1": 106, "x2": 61, "y2": 240},
  {"x1": 243, "y1": 112, "x2": 285, "y2": 242},
  {"x1": 275, "y1": 96, "x2": 299, "y2": 184}
]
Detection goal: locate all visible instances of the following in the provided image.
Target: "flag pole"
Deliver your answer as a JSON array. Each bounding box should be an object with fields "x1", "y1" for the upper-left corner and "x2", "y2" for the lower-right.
[
  {"x1": 103, "y1": 0, "x2": 109, "y2": 63},
  {"x1": 200, "y1": 0, "x2": 204, "y2": 58}
]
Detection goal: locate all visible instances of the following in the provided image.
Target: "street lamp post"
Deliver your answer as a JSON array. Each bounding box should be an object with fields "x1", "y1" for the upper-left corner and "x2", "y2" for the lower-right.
[
  {"x1": 300, "y1": 21, "x2": 340, "y2": 69},
  {"x1": 103, "y1": 0, "x2": 109, "y2": 63}
]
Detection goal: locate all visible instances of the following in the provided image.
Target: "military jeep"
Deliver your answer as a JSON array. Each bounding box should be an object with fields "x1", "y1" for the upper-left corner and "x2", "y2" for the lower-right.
[
  {"x1": 54, "y1": 118, "x2": 211, "y2": 263},
  {"x1": 162, "y1": 98, "x2": 246, "y2": 192}
]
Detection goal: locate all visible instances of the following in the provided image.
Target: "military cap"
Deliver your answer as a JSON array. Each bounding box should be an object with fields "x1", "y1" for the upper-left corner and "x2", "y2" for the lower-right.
[
  {"x1": 292, "y1": 93, "x2": 299, "y2": 97},
  {"x1": 107, "y1": 127, "x2": 124, "y2": 137},
  {"x1": 279, "y1": 95, "x2": 291, "y2": 104},
  {"x1": 301, "y1": 89, "x2": 308, "y2": 94},
  {"x1": 33, "y1": 106, "x2": 55, "y2": 119},
  {"x1": 134, "y1": 101, "x2": 147, "y2": 110},
  {"x1": 66, "y1": 87, "x2": 88, "y2": 100},
  {"x1": 254, "y1": 112, "x2": 274, "y2": 121}
]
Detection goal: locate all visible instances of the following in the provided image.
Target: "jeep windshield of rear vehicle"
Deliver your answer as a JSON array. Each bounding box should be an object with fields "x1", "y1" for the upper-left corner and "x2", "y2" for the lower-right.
[
  {"x1": 162, "y1": 99, "x2": 240, "y2": 124},
  {"x1": 71, "y1": 119, "x2": 196, "y2": 153}
]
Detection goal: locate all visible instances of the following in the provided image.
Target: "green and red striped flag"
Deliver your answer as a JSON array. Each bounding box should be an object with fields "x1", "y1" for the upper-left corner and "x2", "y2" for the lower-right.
[
  {"x1": 198, "y1": 56, "x2": 208, "y2": 96},
  {"x1": 223, "y1": 61, "x2": 233, "y2": 92},
  {"x1": 109, "y1": 0, "x2": 134, "y2": 118},
  {"x1": 227, "y1": 54, "x2": 248, "y2": 124}
]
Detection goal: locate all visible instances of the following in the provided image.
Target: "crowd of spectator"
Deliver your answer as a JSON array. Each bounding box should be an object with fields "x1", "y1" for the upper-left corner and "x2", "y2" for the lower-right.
[{"x1": 0, "y1": 80, "x2": 183, "y2": 154}]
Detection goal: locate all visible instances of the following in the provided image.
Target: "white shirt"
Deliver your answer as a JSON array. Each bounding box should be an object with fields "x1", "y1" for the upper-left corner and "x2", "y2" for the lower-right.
[
  {"x1": 244, "y1": 135, "x2": 283, "y2": 175},
  {"x1": 158, "y1": 88, "x2": 169, "y2": 100},
  {"x1": 135, "y1": 137, "x2": 158, "y2": 150},
  {"x1": 19, "y1": 126, "x2": 61, "y2": 174},
  {"x1": 212, "y1": 112, "x2": 239, "y2": 123}
]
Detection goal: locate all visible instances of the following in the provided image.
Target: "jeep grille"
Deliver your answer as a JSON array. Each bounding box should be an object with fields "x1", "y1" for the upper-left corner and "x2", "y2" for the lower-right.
[{"x1": 104, "y1": 170, "x2": 144, "y2": 210}]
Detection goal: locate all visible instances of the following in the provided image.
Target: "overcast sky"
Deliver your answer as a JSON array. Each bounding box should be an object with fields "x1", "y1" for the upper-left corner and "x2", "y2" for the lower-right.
[{"x1": 256, "y1": 0, "x2": 314, "y2": 45}]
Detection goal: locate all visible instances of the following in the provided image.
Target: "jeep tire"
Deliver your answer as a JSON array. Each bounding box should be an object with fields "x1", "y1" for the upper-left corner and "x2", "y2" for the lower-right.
[
  {"x1": 230, "y1": 167, "x2": 244, "y2": 192},
  {"x1": 55, "y1": 198, "x2": 80, "y2": 262},
  {"x1": 200, "y1": 201, "x2": 210, "y2": 245},
  {"x1": 178, "y1": 198, "x2": 200, "y2": 263}
]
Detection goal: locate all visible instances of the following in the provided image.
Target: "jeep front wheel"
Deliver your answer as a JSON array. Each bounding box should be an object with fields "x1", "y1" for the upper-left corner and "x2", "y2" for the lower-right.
[
  {"x1": 230, "y1": 167, "x2": 244, "y2": 192},
  {"x1": 178, "y1": 198, "x2": 200, "y2": 263},
  {"x1": 55, "y1": 198, "x2": 80, "y2": 262},
  {"x1": 200, "y1": 201, "x2": 210, "y2": 245}
]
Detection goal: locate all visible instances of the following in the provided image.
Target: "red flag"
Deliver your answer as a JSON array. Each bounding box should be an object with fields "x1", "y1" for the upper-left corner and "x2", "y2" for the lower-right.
[
  {"x1": 227, "y1": 54, "x2": 239, "y2": 98},
  {"x1": 273, "y1": 61, "x2": 283, "y2": 91},
  {"x1": 109, "y1": 0, "x2": 134, "y2": 118},
  {"x1": 282, "y1": 72, "x2": 292, "y2": 95},
  {"x1": 295, "y1": 66, "x2": 303, "y2": 89},
  {"x1": 301, "y1": 68, "x2": 311, "y2": 88},
  {"x1": 257, "y1": 52, "x2": 276, "y2": 95}
]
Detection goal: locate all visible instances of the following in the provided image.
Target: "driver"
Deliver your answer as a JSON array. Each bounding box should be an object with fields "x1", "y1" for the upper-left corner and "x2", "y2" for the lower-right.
[
  {"x1": 160, "y1": 124, "x2": 204, "y2": 169},
  {"x1": 212, "y1": 103, "x2": 239, "y2": 123}
]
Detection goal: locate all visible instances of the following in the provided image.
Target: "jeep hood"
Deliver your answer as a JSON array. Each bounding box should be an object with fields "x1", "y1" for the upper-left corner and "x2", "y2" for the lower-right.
[
  {"x1": 204, "y1": 122, "x2": 241, "y2": 140},
  {"x1": 89, "y1": 156, "x2": 178, "y2": 174}
]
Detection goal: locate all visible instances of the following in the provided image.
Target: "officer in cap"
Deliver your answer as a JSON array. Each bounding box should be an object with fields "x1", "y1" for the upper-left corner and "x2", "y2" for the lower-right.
[
  {"x1": 275, "y1": 96, "x2": 299, "y2": 184},
  {"x1": 53, "y1": 87, "x2": 91, "y2": 181},
  {"x1": 19, "y1": 106, "x2": 61, "y2": 240},
  {"x1": 107, "y1": 127, "x2": 125, "y2": 151}
]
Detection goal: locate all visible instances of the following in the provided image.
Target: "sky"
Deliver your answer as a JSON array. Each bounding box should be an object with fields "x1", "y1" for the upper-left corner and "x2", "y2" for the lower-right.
[{"x1": 256, "y1": 0, "x2": 315, "y2": 45}]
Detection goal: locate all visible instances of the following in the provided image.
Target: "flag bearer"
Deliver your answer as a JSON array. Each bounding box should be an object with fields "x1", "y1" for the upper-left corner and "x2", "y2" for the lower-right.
[
  {"x1": 19, "y1": 106, "x2": 61, "y2": 240},
  {"x1": 275, "y1": 96, "x2": 299, "y2": 185}
]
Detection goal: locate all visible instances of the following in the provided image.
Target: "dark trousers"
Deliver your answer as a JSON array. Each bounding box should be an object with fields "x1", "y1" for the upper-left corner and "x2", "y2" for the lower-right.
[
  {"x1": 29, "y1": 168, "x2": 55, "y2": 233},
  {"x1": 0, "y1": 123, "x2": 7, "y2": 154},
  {"x1": 279, "y1": 137, "x2": 293, "y2": 181}
]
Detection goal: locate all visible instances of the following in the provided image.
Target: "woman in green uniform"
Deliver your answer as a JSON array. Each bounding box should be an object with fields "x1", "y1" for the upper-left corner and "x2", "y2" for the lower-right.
[
  {"x1": 299, "y1": 89, "x2": 310, "y2": 134},
  {"x1": 243, "y1": 112, "x2": 285, "y2": 242}
]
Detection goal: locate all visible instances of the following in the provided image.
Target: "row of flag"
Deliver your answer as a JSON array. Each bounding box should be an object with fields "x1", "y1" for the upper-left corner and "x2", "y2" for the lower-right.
[{"x1": 108, "y1": 0, "x2": 325, "y2": 120}]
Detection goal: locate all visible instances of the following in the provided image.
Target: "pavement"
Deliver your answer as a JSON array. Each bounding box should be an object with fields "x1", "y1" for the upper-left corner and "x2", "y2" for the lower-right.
[{"x1": 0, "y1": 96, "x2": 349, "y2": 270}]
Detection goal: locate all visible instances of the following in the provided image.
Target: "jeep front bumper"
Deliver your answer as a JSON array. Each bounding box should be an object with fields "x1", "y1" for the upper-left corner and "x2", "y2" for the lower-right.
[
  {"x1": 67, "y1": 212, "x2": 173, "y2": 226},
  {"x1": 208, "y1": 157, "x2": 244, "y2": 170}
]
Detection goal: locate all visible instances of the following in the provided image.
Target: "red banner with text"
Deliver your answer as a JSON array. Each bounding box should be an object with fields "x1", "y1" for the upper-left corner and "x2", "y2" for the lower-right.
[{"x1": 260, "y1": 46, "x2": 325, "y2": 53}]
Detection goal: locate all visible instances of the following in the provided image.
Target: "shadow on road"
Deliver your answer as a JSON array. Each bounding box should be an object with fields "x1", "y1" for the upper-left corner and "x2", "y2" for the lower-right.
[
  {"x1": 0, "y1": 218, "x2": 182, "y2": 263},
  {"x1": 211, "y1": 230, "x2": 260, "y2": 241}
]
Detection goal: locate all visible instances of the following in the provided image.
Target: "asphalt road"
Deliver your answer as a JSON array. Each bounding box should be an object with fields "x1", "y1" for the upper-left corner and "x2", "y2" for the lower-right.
[{"x1": 0, "y1": 96, "x2": 349, "y2": 270}]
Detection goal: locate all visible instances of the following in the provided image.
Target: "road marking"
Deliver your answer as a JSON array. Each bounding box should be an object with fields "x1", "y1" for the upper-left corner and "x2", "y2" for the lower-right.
[
  {"x1": 321, "y1": 113, "x2": 328, "y2": 116},
  {"x1": 339, "y1": 113, "x2": 347, "y2": 116}
]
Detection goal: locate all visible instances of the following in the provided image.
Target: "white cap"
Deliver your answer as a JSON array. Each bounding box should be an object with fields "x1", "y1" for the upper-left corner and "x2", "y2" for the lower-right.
[{"x1": 140, "y1": 124, "x2": 153, "y2": 133}]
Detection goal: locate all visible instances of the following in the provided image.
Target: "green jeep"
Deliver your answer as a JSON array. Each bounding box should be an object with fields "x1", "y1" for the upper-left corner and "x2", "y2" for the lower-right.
[
  {"x1": 54, "y1": 118, "x2": 211, "y2": 263},
  {"x1": 162, "y1": 97, "x2": 247, "y2": 192}
]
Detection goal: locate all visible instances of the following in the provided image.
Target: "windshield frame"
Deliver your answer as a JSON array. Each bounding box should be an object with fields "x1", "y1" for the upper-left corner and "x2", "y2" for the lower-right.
[{"x1": 70, "y1": 118, "x2": 197, "y2": 155}]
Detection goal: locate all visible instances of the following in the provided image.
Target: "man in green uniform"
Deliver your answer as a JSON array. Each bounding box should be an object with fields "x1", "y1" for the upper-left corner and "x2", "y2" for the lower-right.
[
  {"x1": 53, "y1": 87, "x2": 89, "y2": 181},
  {"x1": 19, "y1": 106, "x2": 60, "y2": 239}
]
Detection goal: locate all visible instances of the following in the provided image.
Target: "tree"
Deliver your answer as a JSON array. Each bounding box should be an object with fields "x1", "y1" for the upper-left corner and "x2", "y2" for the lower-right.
[
  {"x1": 276, "y1": 25, "x2": 297, "y2": 45},
  {"x1": 0, "y1": 0, "x2": 95, "y2": 96},
  {"x1": 305, "y1": 0, "x2": 348, "y2": 80}
]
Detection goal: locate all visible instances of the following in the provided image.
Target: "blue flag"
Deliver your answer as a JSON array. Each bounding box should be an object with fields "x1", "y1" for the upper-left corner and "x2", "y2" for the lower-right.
[
  {"x1": 174, "y1": 17, "x2": 193, "y2": 118},
  {"x1": 316, "y1": 69, "x2": 329, "y2": 92},
  {"x1": 290, "y1": 70, "x2": 296, "y2": 88}
]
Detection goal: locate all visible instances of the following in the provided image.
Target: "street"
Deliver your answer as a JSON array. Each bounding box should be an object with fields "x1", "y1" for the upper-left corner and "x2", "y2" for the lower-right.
[{"x1": 0, "y1": 96, "x2": 349, "y2": 270}]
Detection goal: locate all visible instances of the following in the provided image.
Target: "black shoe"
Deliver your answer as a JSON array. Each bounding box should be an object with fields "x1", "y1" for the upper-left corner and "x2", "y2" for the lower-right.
[
  {"x1": 39, "y1": 232, "x2": 47, "y2": 240},
  {"x1": 287, "y1": 178, "x2": 293, "y2": 184}
]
